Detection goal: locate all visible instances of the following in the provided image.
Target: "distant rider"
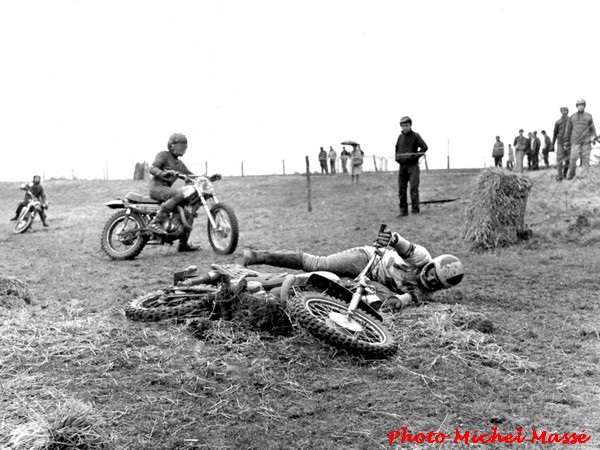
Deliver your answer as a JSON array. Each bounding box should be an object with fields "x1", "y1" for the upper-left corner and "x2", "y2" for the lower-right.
[
  {"x1": 10, "y1": 175, "x2": 49, "y2": 227},
  {"x1": 148, "y1": 133, "x2": 199, "y2": 252},
  {"x1": 242, "y1": 228, "x2": 464, "y2": 311}
]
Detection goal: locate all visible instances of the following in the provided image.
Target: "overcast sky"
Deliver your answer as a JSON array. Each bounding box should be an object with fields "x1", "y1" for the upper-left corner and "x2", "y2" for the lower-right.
[{"x1": 1, "y1": 0, "x2": 598, "y2": 181}]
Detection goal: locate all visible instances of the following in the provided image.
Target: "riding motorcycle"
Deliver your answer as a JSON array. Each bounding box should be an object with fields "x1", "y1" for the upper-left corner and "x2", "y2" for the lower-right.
[
  {"x1": 100, "y1": 173, "x2": 239, "y2": 260},
  {"x1": 124, "y1": 225, "x2": 398, "y2": 358},
  {"x1": 13, "y1": 184, "x2": 48, "y2": 234}
]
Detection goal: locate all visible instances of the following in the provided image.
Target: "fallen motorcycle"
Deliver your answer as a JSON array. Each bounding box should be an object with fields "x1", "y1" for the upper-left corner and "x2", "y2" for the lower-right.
[
  {"x1": 13, "y1": 184, "x2": 48, "y2": 234},
  {"x1": 125, "y1": 225, "x2": 398, "y2": 358},
  {"x1": 100, "y1": 173, "x2": 238, "y2": 260}
]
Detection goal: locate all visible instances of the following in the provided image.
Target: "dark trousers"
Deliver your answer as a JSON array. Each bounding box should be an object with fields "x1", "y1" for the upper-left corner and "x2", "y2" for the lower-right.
[
  {"x1": 398, "y1": 164, "x2": 420, "y2": 214},
  {"x1": 494, "y1": 156, "x2": 503, "y2": 167},
  {"x1": 149, "y1": 184, "x2": 191, "y2": 244}
]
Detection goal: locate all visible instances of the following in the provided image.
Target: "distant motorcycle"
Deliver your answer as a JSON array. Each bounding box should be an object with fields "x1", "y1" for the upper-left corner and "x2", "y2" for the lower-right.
[
  {"x1": 100, "y1": 173, "x2": 239, "y2": 260},
  {"x1": 13, "y1": 184, "x2": 48, "y2": 234}
]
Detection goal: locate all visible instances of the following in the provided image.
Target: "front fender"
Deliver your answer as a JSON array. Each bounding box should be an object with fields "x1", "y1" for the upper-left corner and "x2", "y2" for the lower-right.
[
  {"x1": 105, "y1": 199, "x2": 125, "y2": 209},
  {"x1": 305, "y1": 273, "x2": 383, "y2": 321}
]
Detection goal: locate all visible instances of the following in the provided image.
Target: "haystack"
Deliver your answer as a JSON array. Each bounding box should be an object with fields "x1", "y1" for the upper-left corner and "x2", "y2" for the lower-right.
[{"x1": 461, "y1": 168, "x2": 532, "y2": 250}]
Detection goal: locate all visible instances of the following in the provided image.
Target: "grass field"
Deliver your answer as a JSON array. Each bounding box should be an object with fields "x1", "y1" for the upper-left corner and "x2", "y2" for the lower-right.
[{"x1": 0, "y1": 168, "x2": 599, "y2": 449}]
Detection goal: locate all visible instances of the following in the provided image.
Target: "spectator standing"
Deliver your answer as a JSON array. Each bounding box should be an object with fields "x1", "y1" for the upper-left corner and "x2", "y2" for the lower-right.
[
  {"x1": 350, "y1": 144, "x2": 363, "y2": 184},
  {"x1": 507, "y1": 144, "x2": 514, "y2": 170},
  {"x1": 318, "y1": 147, "x2": 328, "y2": 174},
  {"x1": 340, "y1": 147, "x2": 350, "y2": 173},
  {"x1": 564, "y1": 99, "x2": 597, "y2": 180},
  {"x1": 540, "y1": 130, "x2": 553, "y2": 169},
  {"x1": 492, "y1": 136, "x2": 504, "y2": 168},
  {"x1": 328, "y1": 146, "x2": 337, "y2": 174},
  {"x1": 513, "y1": 129, "x2": 528, "y2": 173},
  {"x1": 531, "y1": 131, "x2": 541, "y2": 170},
  {"x1": 394, "y1": 116, "x2": 428, "y2": 217},
  {"x1": 553, "y1": 106, "x2": 570, "y2": 180},
  {"x1": 525, "y1": 132, "x2": 535, "y2": 170}
]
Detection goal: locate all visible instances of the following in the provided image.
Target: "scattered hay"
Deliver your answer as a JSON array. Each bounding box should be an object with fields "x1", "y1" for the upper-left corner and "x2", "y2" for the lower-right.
[
  {"x1": 0, "y1": 277, "x2": 33, "y2": 308},
  {"x1": 397, "y1": 303, "x2": 538, "y2": 373},
  {"x1": 0, "y1": 398, "x2": 114, "y2": 450},
  {"x1": 461, "y1": 168, "x2": 532, "y2": 251}
]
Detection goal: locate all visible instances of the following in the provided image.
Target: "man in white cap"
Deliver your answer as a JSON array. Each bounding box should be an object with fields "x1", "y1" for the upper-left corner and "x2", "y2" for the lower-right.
[{"x1": 564, "y1": 100, "x2": 597, "y2": 179}]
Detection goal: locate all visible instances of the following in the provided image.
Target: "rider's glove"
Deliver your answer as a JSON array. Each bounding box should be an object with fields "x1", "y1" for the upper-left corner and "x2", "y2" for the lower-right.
[
  {"x1": 375, "y1": 230, "x2": 399, "y2": 247},
  {"x1": 383, "y1": 293, "x2": 413, "y2": 312}
]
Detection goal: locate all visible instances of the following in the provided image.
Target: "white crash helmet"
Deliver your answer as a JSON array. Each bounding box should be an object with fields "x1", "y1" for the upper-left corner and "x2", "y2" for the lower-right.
[{"x1": 419, "y1": 254, "x2": 464, "y2": 290}]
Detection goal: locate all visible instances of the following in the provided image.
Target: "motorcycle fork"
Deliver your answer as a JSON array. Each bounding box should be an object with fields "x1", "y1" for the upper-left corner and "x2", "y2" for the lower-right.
[{"x1": 200, "y1": 196, "x2": 220, "y2": 230}]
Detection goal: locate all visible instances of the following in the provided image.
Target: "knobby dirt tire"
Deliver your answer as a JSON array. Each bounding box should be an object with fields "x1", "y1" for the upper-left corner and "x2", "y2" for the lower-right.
[
  {"x1": 125, "y1": 285, "x2": 219, "y2": 322},
  {"x1": 289, "y1": 291, "x2": 398, "y2": 358},
  {"x1": 207, "y1": 203, "x2": 239, "y2": 255},
  {"x1": 13, "y1": 210, "x2": 35, "y2": 234},
  {"x1": 101, "y1": 210, "x2": 149, "y2": 261}
]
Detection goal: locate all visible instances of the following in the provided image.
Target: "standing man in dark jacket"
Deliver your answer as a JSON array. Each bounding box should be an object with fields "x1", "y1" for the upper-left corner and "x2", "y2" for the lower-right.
[
  {"x1": 552, "y1": 106, "x2": 570, "y2": 180},
  {"x1": 492, "y1": 136, "x2": 504, "y2": 167},
  {"x1": 540, "y1": 130, "x2": 552, "y2": 169},
  {"x1": 10, "y1": 175, "x2": 49, "y2": 227},
  {"x1": 531, "y1": 131, "x2": 541, "y2": 170},
  {"x1": 148, "y1": 132, "x2": 199, "y2": 252},
  {"x1": 395, "y1": 116, "x2": 428, "y2": 217}
]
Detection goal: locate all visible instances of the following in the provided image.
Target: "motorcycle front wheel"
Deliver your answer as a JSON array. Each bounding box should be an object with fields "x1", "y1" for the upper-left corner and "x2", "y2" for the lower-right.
[
  {"x1": 125, "y1": 285, "x2": 219, "y2": 322},
  {"x1": 289, "y1": 291, "x2": 398, "y2": 358},
  {"x1": 207, "y1": 202, "x2": 239, "y2": 254},
  {"x1": 100, "y1": 210, "x2": 149, "y2": 260},
  {"x1": 13, "y1": 209, "x2": 35, "y2": 234}
]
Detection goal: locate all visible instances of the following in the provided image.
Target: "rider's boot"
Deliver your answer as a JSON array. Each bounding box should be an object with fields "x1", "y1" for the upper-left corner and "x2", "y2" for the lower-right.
[
  {"x1": 178, "y1": 228, "x2": 200, "y2": 252},
  {"x1": 242, "y1": 249, "x2": 303, "y2": 270},
  {"x1": 148, "y1": 210, "x2": 168, "y2": 234}
]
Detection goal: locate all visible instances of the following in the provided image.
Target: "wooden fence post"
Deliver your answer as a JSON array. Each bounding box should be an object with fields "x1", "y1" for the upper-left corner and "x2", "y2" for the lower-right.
[{"x1": 305, "y1": 156, "x2": 312, "y2": 213}]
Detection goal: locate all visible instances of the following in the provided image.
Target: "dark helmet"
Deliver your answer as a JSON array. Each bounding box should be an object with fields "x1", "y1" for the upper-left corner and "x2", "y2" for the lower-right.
[
  {"x1": 400, "y1": 116, "x2": 412, "y2": 126},
  {"x1": 168, "y1": 133, "x2": 188, "y2": 157}
]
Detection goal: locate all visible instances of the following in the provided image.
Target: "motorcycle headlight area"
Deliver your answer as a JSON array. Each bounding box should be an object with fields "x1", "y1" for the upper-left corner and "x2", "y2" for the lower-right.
[{"x1": 181, "y1": 185, "x2": 198, "y2": 199}]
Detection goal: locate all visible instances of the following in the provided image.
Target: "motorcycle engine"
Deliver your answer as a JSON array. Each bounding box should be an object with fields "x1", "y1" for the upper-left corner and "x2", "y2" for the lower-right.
[{"x1": 163, "y1": 216, "x2": 183, "y2": 234}]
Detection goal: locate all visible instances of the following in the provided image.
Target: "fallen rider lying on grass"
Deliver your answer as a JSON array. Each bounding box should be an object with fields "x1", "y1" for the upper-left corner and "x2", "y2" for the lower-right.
[{"x1": 242, "y1": 228, "x2": 464, "y2": 311}]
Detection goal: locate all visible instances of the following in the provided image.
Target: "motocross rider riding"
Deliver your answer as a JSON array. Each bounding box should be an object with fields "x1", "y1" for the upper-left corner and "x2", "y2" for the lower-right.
[
  {"x1": 242, "y1": 228, "x2": 464, "y2": 311},
  {"x1": 147, "y1": 133, "x2": 199, "y2": 252},
  {"x1": 10, "y1": 175, "x2": 49, "y2": 227}
]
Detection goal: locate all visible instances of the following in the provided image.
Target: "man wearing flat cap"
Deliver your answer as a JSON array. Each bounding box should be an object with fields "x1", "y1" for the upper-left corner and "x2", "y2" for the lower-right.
[{"x1": 394, "y1": 116, "x2": 428, "y2": 217}]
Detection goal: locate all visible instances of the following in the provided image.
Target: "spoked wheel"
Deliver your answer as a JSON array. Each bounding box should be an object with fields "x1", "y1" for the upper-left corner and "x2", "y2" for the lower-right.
[
  {"x1": 289, "y1": 291, "x2": 397, "y2": 358},
  {"x1": 125, "y1": 285, "x2": 220, "y2": 322},
  {"x1": 101, "y1": 210, "x2": 149, "y2": 260},
  {"x1": 207, "y1": 203, "x2": 239, "y2": 254},
  {"x1": 13, "y1": 210, "x2": 35, "y2": 234}
]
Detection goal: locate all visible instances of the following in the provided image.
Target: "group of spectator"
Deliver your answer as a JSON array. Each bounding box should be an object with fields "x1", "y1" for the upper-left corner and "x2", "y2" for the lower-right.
[
  {"x1": 492, "y1": 99, "x2": 597, "y2": 180},
  {"x1": 318, "y1": 145, "x2": 364, "y2": 183}
]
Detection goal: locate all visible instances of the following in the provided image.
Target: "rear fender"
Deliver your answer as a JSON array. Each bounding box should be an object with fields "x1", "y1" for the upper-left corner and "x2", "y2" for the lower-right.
[
  {"x1": 305, "y1": 273, "x2": 383, "y2": 321},
  {"x1": 105, "y1": 199, "x2": 125, "y2": 209}
]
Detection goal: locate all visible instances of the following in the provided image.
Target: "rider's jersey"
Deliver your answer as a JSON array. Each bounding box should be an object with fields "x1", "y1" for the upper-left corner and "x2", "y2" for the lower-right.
[
  {"x1": 367, "y1": 244, "x2": 431, "y2": 295},
  {"x1": 150, "y1": 151, "x2": 193, "y2": 188},
  {"x1": 25, "y1": 183, "x2": 46, "y2": 203}
]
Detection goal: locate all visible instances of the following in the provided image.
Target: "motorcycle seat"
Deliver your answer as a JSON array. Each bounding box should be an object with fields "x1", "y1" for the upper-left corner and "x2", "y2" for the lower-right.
[{"x1": 125, "y1": 192, "x2": 160, "y2": 204}]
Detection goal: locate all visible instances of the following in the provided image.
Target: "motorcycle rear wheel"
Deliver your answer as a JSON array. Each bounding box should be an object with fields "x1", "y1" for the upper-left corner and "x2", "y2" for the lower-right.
[
  {"x1": 207, "y1": 202, "x2": 239, "y2": 254},
  {"x1": 101, "y1": 210, "x2": 149, "y2": 260},
  {"x1": 125, "y1": 285, "x2": 219, "y2": 322},
  {"x1": 289, "y1": 291, "x2": 398, "y2": 358},
  {"x1": 13, "y1": 210, "x2": 35, "y2": 234}
]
